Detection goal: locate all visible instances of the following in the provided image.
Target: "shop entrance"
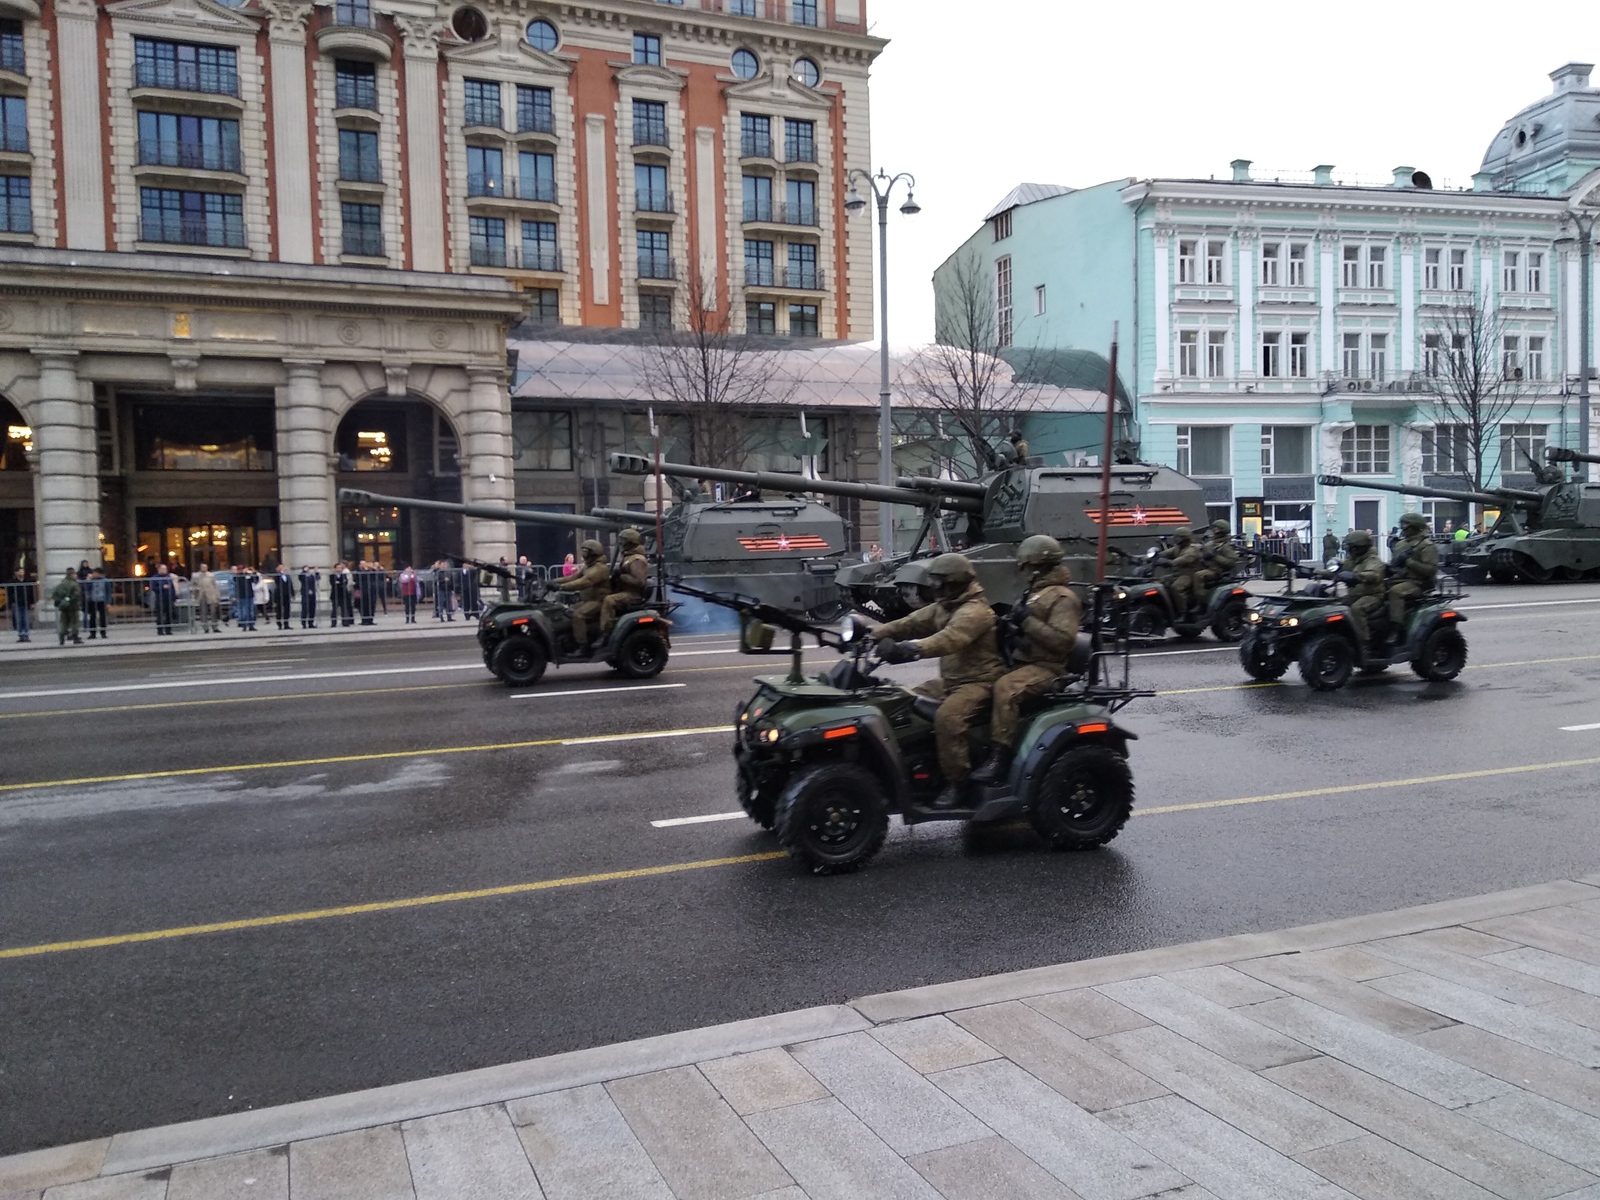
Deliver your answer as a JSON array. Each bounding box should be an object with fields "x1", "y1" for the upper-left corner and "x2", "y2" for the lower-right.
[
  {"x1": 342, "y1": 505, "x2": 401, "y2": 568},
  {"x1": 136, "y1": 507, "x2": 278, "y2": 575},
  {"x1": 335, "y1": 397, "x2": 462, "y2": 568}
]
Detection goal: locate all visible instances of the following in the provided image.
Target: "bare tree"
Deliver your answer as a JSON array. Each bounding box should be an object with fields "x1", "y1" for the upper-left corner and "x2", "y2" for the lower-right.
[
  {"x1": 634, "y1": 272, "x2": 794, "y2": 470},
  {"x1": 1420, "y1": 295, "x2": 1535, "y2": 491},
  {"x1": 907, "y1": 251, "x2": 1046, "y2": 472}
]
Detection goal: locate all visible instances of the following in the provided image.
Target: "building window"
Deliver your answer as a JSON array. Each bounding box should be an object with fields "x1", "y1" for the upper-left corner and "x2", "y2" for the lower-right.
[
  {"x1": 1527, "y1": 335, "x2": 1545, "y2": 380},
  {"x1": 520, "y1": 151, "x2": 555, "y2": 202},
  {"x1": 469, "y1": 215, "x2": 506, "y2": 266},
  {"x1": 1424, "y1": 334, "x2": 1443, "y2": 377},
  {"x1": 1177, "y1": 330, "x2": 1198, "y2": 377},
  {"x1": 744, "y1": 238, "x2": 774, "y2": 286},
  {"x1": 134, "y1": 37, "x2": 239, "y2": 96},
  {"x1": 1500, "y1": 424, "x2": 1547, "y2": 473},
  {"x1": 1260, "y1": 242, "x2": 1279, "y2": 286},
  {"x1": 1205, "y1": 330, "x2": 1227, "y2": 377},
  {"x1": 463, "y1": 79, "x2": 501, "y2": 128},
  {"x1": 134, "y1": 111, "x2": 241, "y2": 172},
  {"x1": 516, "y1": 85, "x2": 553, "y2": 134},
  {"x1": 1288, "y1": 243, "x2": 1307, "y2": 286},
  {"x1": 747, "y1": 301, "x2": 776, "y2": 333},
  {"x1": 529, "y1": 288, "x2": 560, "y2": 324},
  {"x1": 137, "y1": 403, "x2": 275, "y2": 471},
  {"x1": 728, "y1": 0, "x2": 757, "y2": 14},
  {"x1": 633, "y1": 99, "x2": 668, "y2": 147},
  {"x1": 633, "y1": 33, "x2": 661, "y2": 66},
  {"x1": 1368, "y1": 332, "x2": 1387, "y2": 382},
  {"x1": 525, "y1": 20, "x2": 559, "y2": 52},
  {"x1": 788, "y1": 303, "x2": 818, "y2": 337},
  {"x1": 639, "y1": 293, "x2": 672, "y2": 330},
  {"x1": 1449, "y1": 248, "x2": 1467, "y2": 291},
  {"x1": 731, "y1": 48, "x2": 759, "y2": 80},
  {"x1": 787, "y1": 242, "x2": 817, "y2": 289},
  {"x1": 341, "y1": 202, "x2": 383, "y2": 256},
  {"x1": 792, "y1": 58, "x2": 820, "y2": 87},
  {"x1": 1261, "y1": 332, "x2": 1281, "y2": 377},
  {"x1": 742, "y1": 175, "x2": 772, "y2": 222},
  {"x1": 785, "y1": 178, "x2": 816, "y2": 225},
  {"x1": 1342, "y1": 245, "x2": 1361, "y2": 287},
  {"x1": 1176, "y1": 426, "x2": 1229, "y2": 476},
  {"x1": 511, "y1": 409, "x2": 572, "y2": 470},
  {"x1": 1205, "y1": 239, "x2": 1225, "y2": 284},
  {"x1": 335, "y1": 60, "x2": 377, "y2": 110},
  {"x1": 0, "y1": 175, "x2": 29, "y2": 233},
  {"x1": 995, "y1": 255, "x2": 1012, "y2": 348},
  {"x1": 337, "y1": 128, "x2": 380, "y2": 182},
  {"x1": 139, "y1": 188, "x2": 244, "y2": 247},
  {"x1": 1289, "y1": 332, "x2": 1309, "y2": 377},
  {"x1": 637, "y1": 229, "x2": 672, "y2": 279},
  {"x1": 1503, "y1": 250, "x2": 1520, "y2": 293},
  {"x1": 521, "y1": 220, "x2": 558, "y2": 271},
  {"x1": 740, "y1": 113, "x2": 771, "y2": 158},
  {"x1": 784, "y1": 118, "x2": 815, "y2": 164},
  {"x1": 1034, "y1": 284, "x2": 1046, "y2": 316},
  {"x1": 1261, "y1": 426, "x2": 1310, "y2": 475},
  {"x1": 466, "y1": 146, "x2": 502, "y2": 196},
  {"x1": 1342, "y1": 332, "x2": 1361, "y2": 378},
  {"x1": 1, "y1": 19, "x2": 24, "y2": 74},
  {"x1": 1425, "y1": 247, "x2": 1442, "y2": 290},
  {"x1": 992, "y1": 207, "x2": 1013, "y2": 239},
  {"x1": 1177, "y1": 239, "x2": 1196, "y2": 284},
  {"x1": 792, "y1": 0, "x2": 818, "y2": 25},
  {"x1": 1527, "y1": 251, "x2": 1544, "y2": 293},
  {"x1": 635, "y1": 162, "x2": 669, "y2": 212},
  {"x1": 1422, "y1": 424, "x2": 1470, "y2": 475},
  {"x1": 1367, "y1": 246, "x2": 1386, "y2": 289},
  {"x1": 1501, "y1": 334, "x2": 1521, "y2": 379},
  {"x1": 0, "y1": 95, "x2": 25, "y2": 153},
  {"x1": 1340, "y1": 424, "x2": 1390, "y2": 474}
]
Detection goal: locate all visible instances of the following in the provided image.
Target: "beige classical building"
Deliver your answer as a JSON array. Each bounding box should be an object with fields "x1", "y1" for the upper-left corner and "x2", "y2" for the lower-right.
[{"x1": 0, "y1": 0, "x2": 881, "y2": 578}]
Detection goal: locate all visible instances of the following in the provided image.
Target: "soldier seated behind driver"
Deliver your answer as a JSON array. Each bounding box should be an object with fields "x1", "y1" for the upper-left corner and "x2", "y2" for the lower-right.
[
  {"x1": 1385, "y1": 512, "x2": 1439, "y2": 633},
  {"x1": 971, "y1": 536, "x2": 1082, "y2": 785},
  {"x1": 870, "y1": 553, "x2": 1005, "y2": 808},
  {"x1": 599, "y1": 528, "x2": 650, "y2": 638},
  {"x1": 1194, "y1": 519, "x2": 1240, "y2": 596},
  {"x1": 558, "y1": 538, "x2": 611, "y2": 652},
  {"x1": 1317, "y1": 529, "x2": 1386, "y2": 646},
  {"x1": 1156, "y1": 527, "x2": 1205, "y2": 614}
]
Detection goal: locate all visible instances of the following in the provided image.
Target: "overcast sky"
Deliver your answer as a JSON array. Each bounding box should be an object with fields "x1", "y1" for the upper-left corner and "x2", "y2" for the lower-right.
[{"x1": 861, "y1": 0, "x2": 1598, "y2": 350}]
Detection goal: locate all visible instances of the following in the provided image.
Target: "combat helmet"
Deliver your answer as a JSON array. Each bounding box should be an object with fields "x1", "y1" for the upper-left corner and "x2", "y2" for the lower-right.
[
  {"x1": 1016, "y1": 534, "x2": 1065, "y2": 573},
  {"x1": 1173, "y1": 527, "x2": 1195, "y2": 545},
  {"x1": 1210, "y1": 519, "x2": 1230, "y2": 536},
  {"x1": 923, "y1": 552, "x2": 977, "y2": 601},
  {"x1": 580, "y1": 538, "x2": 605, "y2": 560},
  {"x1": 620, "y1": 527, "x2": 644, "y2": 548},
  {"x1": 1399, "y1": 512, "x2": 1427, "y2": 534},
  {"x1": 1343, "y1": 530, "x2": 1373, "y2": 553}
]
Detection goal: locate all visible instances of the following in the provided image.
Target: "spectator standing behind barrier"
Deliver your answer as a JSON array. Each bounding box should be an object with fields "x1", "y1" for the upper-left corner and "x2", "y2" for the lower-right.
[
  {"x1": 298, "y1": 565, "x2": 320, "y2": 628},
  {"x1": 516, "y1": 556, "x2": 533, "y2": 601},
  {"x1": 5, "y1": 567, "x2": 34, "y2": 642},
  {"x1": 149, "y1": 564, "x2": 178, "y2": 635},
  {"x1": 435, "y1": 560, "x2": 457, "y2": 621},
  {"x1": 82, "y1": 568, "x2": 110, "y2": 639},
  {"x1": 356, "y1": 559, "x2": 379, "y2": 626},
  {"x1": 193, "y1": 564, "x2": 220, "y2": 633},
  {"x1": 329, "y1": 562, "x2": 354, "y2": 627},
  {"x1": 235, "y1": 564, "x2": 259, "y2": 631},
  {"x1": 398, "y1": 563, "x2": 420, "y2": 623},
  {"x1": 51, "y1": 569, "x2": 82, "y2": 645},
  {"x1": 272, "y1": 564, "x2": 295, "y2": 630},
  {"x1": 461, "y1": 564, "x2": 480, "y2": 617},
  {"x1": 497, "y1": 556, "x2": 512, "y2": 603},
  {"x1": 216, "y1": 566, "x2": 235, "y2": 625}
]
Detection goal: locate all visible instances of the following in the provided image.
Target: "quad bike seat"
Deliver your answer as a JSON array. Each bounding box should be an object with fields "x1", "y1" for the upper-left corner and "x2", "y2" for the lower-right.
[{"x1": 912, "y1": 695, "x2": 941, "y2": 721}]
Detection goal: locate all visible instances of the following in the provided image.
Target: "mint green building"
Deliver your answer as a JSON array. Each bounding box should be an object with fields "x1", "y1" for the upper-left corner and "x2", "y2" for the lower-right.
[{"x1": 935, "y1": 64, "x2": 1600, "y2": 547}]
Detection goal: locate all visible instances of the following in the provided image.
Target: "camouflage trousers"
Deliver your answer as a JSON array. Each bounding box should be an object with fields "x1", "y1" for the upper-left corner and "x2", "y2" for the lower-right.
[
  {"x1": 569, "y1": 600, "x2": 604, "y2": 646},
  {"x1": 989, "y1": 663, "x2": 1062, "y2": 750},
  {"x1": 1387, "y1": 581, "x2": 1427, "y2": 626},
  {"x1": 914, "y1": 678, "x2": 992, "y2": 781},
  {"x1": 599, "y1": 592, "x2": 645, "y2": 637},
  {"x1": 1349, "y1": 594, "x2": 1383, "y2": 645},
  {"x1": 1167, "y1": 573, "x2": 1196, "y2": 613}
]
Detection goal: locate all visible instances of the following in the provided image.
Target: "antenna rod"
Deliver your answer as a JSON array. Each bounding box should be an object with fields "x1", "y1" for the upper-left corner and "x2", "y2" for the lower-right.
[{"x1": 1094, "y1": 324, "x2": 1120, "y2": 582}]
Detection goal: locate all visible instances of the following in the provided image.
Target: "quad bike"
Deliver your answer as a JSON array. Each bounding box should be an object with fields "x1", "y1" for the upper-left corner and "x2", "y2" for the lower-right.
[
  {"x1": 1239, "y1": 553, "x2": 1468, "y2": 691},
  {"x1": 1101, "y1": 544, "x2": 1251, "y2": 643},
  {"x1": 676, "y1": 581, "x2": 1152, "y2": 875}
]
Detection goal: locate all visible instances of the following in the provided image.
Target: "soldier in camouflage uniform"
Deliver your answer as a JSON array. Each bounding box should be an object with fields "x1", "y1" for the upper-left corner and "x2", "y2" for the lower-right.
[
  {"x1": 1318, "y1": 529, "x2": 1386, "y2": 645},
  {"x1": 1156, "y1": 527, "x2": 1205, "y2": 614},
  {"x1": 1194, "y1": 519, "x2": 1239, "y2": 597},
  {"x1": 557, "y1": 538, "x2": 611, "y2": 651},
  {"x1": 871, "y1": 553, "x2": 1004, "y2": 808},
  {"x1": 971, "y1": 535, "x2": 1082, "y2": 785},
  {"x1": 1385, "y1": 512, "x2": 1439, "y2": 633},
  {"x1": 600, "y1": 528, "x2": 650, "y2": 638}
]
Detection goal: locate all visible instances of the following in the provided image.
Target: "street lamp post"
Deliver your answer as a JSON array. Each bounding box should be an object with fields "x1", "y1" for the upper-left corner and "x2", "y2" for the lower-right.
[{"x1": 845, "y1": 168, "x2": 919, "y2": 553}]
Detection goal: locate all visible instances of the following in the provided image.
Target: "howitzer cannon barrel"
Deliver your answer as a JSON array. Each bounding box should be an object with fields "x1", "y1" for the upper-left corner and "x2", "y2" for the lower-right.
[
  {"x1": 894, "y1": 475, "x2": 989, "y2": 500},
  {"x1": 1315, "y1": 474, "x2": 1543, "y2": 506},
  {"x1": 1547, "y1": 447, "x2": 1600, "y2": 466},
  {"x1": 588, "y1": 507, "x2": 655, "y2": 526},
  {"x1": 609, "y1": 453, "x2": 983, "y2": 513},
  {"x1": 337, "y1": 488, "x2": 623, "y2": 531}
]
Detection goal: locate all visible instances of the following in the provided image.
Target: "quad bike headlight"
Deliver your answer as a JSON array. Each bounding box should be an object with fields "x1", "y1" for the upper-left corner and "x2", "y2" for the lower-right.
[{"x1": 1247, "y1": 610, "x2": 1262, "y2": 623}]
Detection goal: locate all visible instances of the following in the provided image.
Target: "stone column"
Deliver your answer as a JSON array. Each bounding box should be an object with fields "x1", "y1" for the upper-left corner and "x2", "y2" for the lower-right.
[
  {"x1": 56, "y1": 0, "x2": 106, "y2": 250},
  {"x1": 1152, "y1": 226, "x2": 1171, "y2": 380},
  {"x1": 1235, "y1": 229, "x2": 1255, "y2": 381},
  {"x1": 1318, "y1": 232, "x2": 1338, "y2": 374},
  {"x1": 461, "y1": 366, "x2": 515, "y2": 561},
  {"x1": 32, "y1": 352, "x2": 99, "y2": 579},
  {"x1": 1399, "y1": 234, "x2": 1417, "y2": 373},
  {"x1": 397, "y1": 18, "x2": 447, "y2": 272},
  {"x1": 263, "y1": 1, "x2": 315, "y2": 262},
  {"x1": 276, "y1": 359, "x2": 337, "y2": 568}
]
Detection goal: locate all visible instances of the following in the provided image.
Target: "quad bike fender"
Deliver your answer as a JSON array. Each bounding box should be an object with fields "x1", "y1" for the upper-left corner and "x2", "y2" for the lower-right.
[
  {"x1": 1206, "y1": 584, "x2": 1251, "y2": 617},
  {"x1": 1404, "y1": 604, "x2": 1467, "y2": 652},
  {"x1": 769, "y1": 705, "x2": 906, "y2": 807},
  {"x1": 1010, "y1": 706, "x2": 1135, "y2": 810},
  {"x1": 612, "y1": 607, "x2": 672, "y2": 647},
  {"x1": 489, "y1": 610, "x2": 557, "y2": 657}
]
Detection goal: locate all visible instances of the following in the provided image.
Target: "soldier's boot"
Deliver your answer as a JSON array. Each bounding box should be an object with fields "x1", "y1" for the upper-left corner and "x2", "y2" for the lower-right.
[
  {"x1": 970, "y1": 745, "x2": 1013, "y2": 785},
  {"x1": 931, "y1": 782, "x2": 964, "y2": 809}
]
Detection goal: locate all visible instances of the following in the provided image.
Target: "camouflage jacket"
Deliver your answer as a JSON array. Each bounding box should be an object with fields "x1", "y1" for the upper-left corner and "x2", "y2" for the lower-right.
[
  {"x1": 558, "y1": 559, "x2": 611, "y2": 603},
  {"x1": 1158, "y1": 542, "x2": 1204, "y2": 573},
  {"x1": 1203, "y1": 535, "x2": 1239, "y2": 575},
  {"x1": 1340, "y1": 548, "x2": 1386, "y2": 599},
  {"x1": 874, "y1": 580, "x2": 1005, "y2": 689},
  {"x1": 613, "y1": 551, "x2": 649, "y2": 598},
  {"x1": 1391, "y1": 534, "x2": 1439, "y2": 588},
  {"x1": 1013, "y1": 565, "x2": 1082, "y2": 670}
]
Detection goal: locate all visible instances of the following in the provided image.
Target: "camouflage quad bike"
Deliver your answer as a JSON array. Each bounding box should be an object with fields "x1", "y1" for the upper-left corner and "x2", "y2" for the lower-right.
[
  {"x1": 679, "y1": 583, "x2": 1151, "y2": 875},
  {"x1": 1103, "y1": 544, "x2": 1251, "y2": 643},
  {"x1": 1240, "y1": 553, "x2": 1468, "y2": 691}
]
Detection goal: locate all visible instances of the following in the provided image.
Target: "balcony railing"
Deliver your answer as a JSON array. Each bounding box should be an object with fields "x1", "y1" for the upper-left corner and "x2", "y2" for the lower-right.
[
  {"x1": 633, "y1": 122, "x2": 669, "y2": 148},
  {"x1": 637, "y1": 254, "x2": 677, "y2": 281},
  {"x1": 333, "y1": 1, "x2": 373, "y2": 27},
  {"x1": 471, "y1": 241, "x2": 563, "y2": 271},
  {"x1": 338, "y1": 159, "x2": 382, "y2": 184},
  {"x1": 519, "y1": 245, "x2": 562, "y2": 272},
  {"x1": 466, "y1": 175, "x2": 559, "y2": 204},
  {"x1": 784, "y1": 139, "x2": 816, "y2": 164},
  {"x1": 516, "y1": 105, "x2": 555, "y2": 135},
  {"x1": 462, "y1": 103, "x2": 503, "y2": 129},
  {"x1": 1322, "y1": 370, "x2": 1437, "y2": 397},
  {"x1": 134, "y1": 59, "x2": 239, "y2": 97},
  {"x1": 740, "y1": 132, "x2": 773, "y2": 158},
  {"x1": 141, "y1": 214, "x2": 246, "y2": 249},
  {"x1": 0, "y1": 37, "x2": 23, "y2": 75},
  {"x1": 139, "y1": 138, "x2": 241, "y2": 173},
  {"x1": 335, "y1": 79, "x2": 378, "y2": 110},
  {"x1": 742, "y1": 200, "x2": 817, "y2": 226},
  {"x1": 744, "y1": 263, "x2": 824, "y2": 290},
  {"x1": 636, "y1": 191, "x2": 675, "y2": 214},
  {"x1": 342, "y1": 228, "x2": 384, "y2": 257}
]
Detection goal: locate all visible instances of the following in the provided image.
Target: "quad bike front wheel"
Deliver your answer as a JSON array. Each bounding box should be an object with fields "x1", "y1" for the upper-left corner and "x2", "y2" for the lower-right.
[
  {"x1": 1029, "y1": 744, "x2": 1134, "y2": 850},
  {"x1": 492, "y1": 636, "x2": 547, "y2": 687},
  {"x1": 774, "y1": 762, "x2": 889, "y2": 875},
  {"x1": 1298, "y1": 632, "x2": 1354, "y2": 691},
  {"x1": 1239, "y1": 632, "x2": 1288, "y2": 681},
  {"x1": 737, "y1": 768, "x2": 776, "y2": 831}
]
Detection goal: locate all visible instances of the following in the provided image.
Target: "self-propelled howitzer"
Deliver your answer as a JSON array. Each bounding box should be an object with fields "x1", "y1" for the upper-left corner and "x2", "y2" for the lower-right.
[
  {"x1": 1547, "y1": 447, "x2": 1600, "y2": 466},
  {"x1": 611, "y1": 452, "x2": 1207, "y2": 616},
  {"x1": 1317, "y1": 472, "x2": 1600, "y2": 582}
]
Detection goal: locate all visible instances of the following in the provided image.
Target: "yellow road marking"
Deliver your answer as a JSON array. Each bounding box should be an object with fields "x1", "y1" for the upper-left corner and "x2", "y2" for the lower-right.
[{"x1": 0, "y1": 852, "x2": 787, "y2": 960}]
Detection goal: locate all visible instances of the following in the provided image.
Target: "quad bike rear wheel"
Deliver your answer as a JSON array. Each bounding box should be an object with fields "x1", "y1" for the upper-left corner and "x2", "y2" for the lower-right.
[
  {"x1": 1412, "y1": 625, "x2": 1468, "y2": 682},
  {"x1": 1029, "y1": 744, "x2": 1134, "y2": 851}
]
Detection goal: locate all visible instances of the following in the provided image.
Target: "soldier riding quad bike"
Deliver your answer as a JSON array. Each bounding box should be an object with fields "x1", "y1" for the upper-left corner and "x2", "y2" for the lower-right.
[
  {"x1": 472, "y1": 548, "x2": 673, "y2": 688},
  {"x1": 1239, "y1": 544, "x2": 1468, "y2": 691},
  {"x1": 677, "y1": 580, "x2": 1151, "y2": 876},
  {"x1": 1103, "y1": 526, "x2": 1251, "y2": 643}
]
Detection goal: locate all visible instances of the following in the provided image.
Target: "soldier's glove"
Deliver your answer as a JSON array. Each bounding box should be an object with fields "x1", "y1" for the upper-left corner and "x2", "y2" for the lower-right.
[
  {"x1": 875, "y1": 637, "x2": 918, "y2": 664},
  {"x1": 1333, "y1": 570, "x2": 1358, "y2": 585}
]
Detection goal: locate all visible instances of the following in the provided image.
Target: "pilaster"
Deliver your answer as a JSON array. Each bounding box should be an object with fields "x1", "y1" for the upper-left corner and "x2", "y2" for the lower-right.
[
  {"x1": 1152, "y1": 226, "x2": 1171, "y2": 380},
  {"x1": 55, "y1": 0, "x2": 106, "y2": 250},
  {"x1": 1235, "y1": 228, "x2": 1255, "y2": 380},
  {"x1": 263, "y1": 1, "x2": 316, "y2": 263},
  {"x1": 397, "y1": 16, "x2": 447, "y2": 272},
  {"x1": 1318, "y1": 231, "x2": 1338, "y2": 375},
  {"x1": 1399, "y1": 234, "x2": 1417, "y2": 373}
]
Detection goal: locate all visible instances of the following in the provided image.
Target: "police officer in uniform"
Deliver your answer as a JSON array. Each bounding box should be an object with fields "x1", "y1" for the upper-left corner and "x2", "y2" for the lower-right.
[
  {"x1": 1318, "y1": 530, "x2": 1386, "y2": 646},
  {"x1": 870, "y1": 554, "x2": 1004, "y2": 808},
  {"x1": 1385, "y1": 512, "x2": 1439, "y2": 636},
  {"x1": 972, "y1": 536, "x2": 1082, "y2": 785},
  {"x1": 599, "y1": 528, "x2": 649, "y2": 639},
  {"x1": 558, "y1": 538, "x2": 611, "y2": 652},
  {"x1": 1194, "y1": 519, "x2": 1240, "y2": 597},
  {"x1": 1156, "y1": 527, "x2": 1205, "y2": 615},
  {"x1": 298, "y1": 565, "x2": 320, "y2": 628}
]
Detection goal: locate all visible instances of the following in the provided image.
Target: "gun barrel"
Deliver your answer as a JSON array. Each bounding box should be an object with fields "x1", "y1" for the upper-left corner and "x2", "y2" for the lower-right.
[
  {"x1": 586, "y1": 507, "x2": 653, "y2": 526},
  {"x1": 1315, "y1": 474, "x2": 1543, "y2": 506},
  {"x1": 1547, "y1": 447, "x2": 1600, "y2": 466},
  {"x1": 610, "y1": 453, "x2": 982, "y2": 513},
  {"x1": 337, "y1": 488, "x2": 622, "y2": 531},
  {"x1": 894, "y1": 475, "x2": 989, "y2": 499}
]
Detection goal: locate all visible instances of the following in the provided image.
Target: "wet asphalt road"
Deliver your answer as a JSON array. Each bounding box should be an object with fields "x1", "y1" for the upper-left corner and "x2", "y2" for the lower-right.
[{"x1": 3, "y1": 585, "x2": 1600, "y2": 1154}]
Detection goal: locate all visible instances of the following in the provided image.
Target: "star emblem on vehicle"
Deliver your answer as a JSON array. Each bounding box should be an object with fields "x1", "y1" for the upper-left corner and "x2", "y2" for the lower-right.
[
  {"x1": 776, "y1": 535, "x2": 791, "y2": 549},
  {"x1": 1130, "y1": 507, "x2": 1148, "y2": 524}
]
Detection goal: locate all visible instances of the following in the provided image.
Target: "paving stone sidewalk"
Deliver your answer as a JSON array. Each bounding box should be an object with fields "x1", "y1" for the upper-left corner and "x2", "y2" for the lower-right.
[{"x1": 7, "y1": 875, "x2": 1600, "y2": 1199}]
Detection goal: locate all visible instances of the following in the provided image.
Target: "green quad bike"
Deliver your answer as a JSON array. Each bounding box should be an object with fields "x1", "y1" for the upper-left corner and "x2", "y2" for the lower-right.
[
  {"x1": 471, "y1": 558, "x2": 674, "y2": 688},
  {"x1": 1239, "y1": 552, "x2": 1469, "y2": 692},
  {"x1": 677, "y1": 582, "x2": 1152, "y2": 875},
  {"x1": 1102, "y1": 543, "x2": 1252, "y2": 643}
]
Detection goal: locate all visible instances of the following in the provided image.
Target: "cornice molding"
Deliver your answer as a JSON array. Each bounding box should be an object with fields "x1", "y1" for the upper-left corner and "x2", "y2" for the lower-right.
[{"x1": 105, "y1": 0, "x2": 262, "y2": 35}]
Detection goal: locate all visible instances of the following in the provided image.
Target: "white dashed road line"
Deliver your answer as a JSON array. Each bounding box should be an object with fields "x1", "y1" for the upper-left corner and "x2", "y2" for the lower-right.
[
  {"x1": 651, "y1": 811, "x2": 748, "y2": 828},
  {"x1": 1560, "y1": 722, "x2": 1600, "y2": 732},
  {"x1": 513, "y1": 683, "x2": 685, "y2": 700}
]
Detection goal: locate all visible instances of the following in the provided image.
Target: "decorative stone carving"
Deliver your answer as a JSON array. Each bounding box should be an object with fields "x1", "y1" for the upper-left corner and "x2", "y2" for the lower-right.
[
  {"x1": 337, "y1": 321, "x2": 361, "y2": 346},
  {"x1": 169, "y1": 355, "x2": 200, "y2": 392},
  {"x1": 259, "y1": 0, "x2": 311, "y2": 39},
  {"x1": 429, "y1": 325, "x2": 453, "y2": 350},
  {"x1": 384, "y1": 362, "x2": 411, "y2": 397},
  {"x1": 395, "y1": 14, "x2": 448, "y2": 57}
]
